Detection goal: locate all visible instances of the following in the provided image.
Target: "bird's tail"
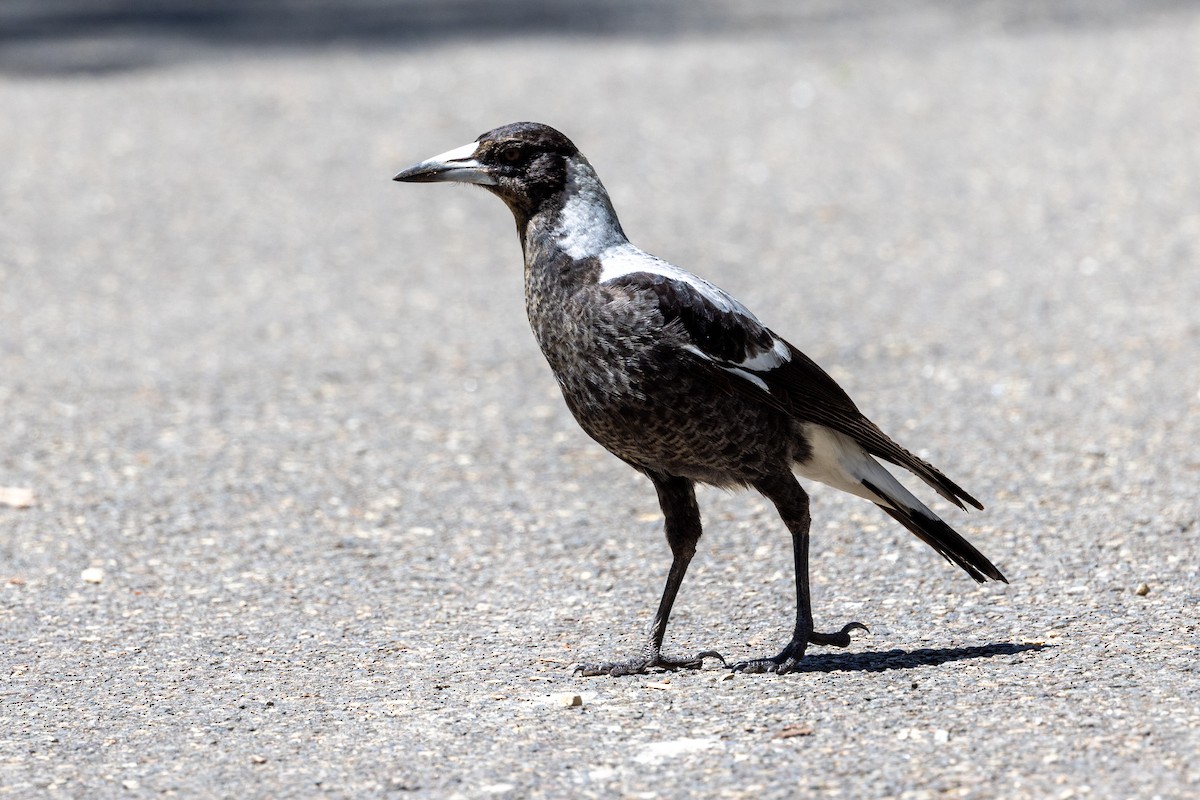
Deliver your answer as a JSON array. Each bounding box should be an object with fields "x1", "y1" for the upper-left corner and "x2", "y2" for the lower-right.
[
  {"x1": 861, "y1": 477, "x2": 1007, "y2": 584},
  {"x1": 795, "y1": 424, "x2": 1006, "y2": 583}
]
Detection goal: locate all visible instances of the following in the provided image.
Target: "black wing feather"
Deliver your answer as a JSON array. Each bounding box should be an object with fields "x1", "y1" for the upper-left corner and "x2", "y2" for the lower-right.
[
  {"x1": 629, "y1": 273, "x2": 776, "y2": 363},
  {"x1": 608, "y1": 271, "x2": 983, "y2": 511},
  {"x1": 761, "y1": 342, "x2": 983, "y2": 511}
]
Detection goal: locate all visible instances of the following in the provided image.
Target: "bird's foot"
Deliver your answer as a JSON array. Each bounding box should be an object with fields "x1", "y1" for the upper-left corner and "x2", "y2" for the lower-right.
[
  {"x1": 572, "y1": 649, "x2": 725, "y2": 677},
  {"x1": 732, "y1": 623, "x2": 868, "y2": 675},
  {"x1": 808, "y1": 621, "x2": 869, "y2": 648},
  {"x1": 731, "y1": 641, "x2": 806, "y2": 675}
]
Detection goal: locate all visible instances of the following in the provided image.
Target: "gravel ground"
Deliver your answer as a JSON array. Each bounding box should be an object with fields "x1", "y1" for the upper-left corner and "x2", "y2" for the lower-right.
[{"x1": 2, "y1": 2, "x2": 1199, "y2": 797}]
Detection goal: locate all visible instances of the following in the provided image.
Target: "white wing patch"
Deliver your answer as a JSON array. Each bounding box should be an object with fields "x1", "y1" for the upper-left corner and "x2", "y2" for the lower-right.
[
  {"x1": 597, "y1": 244, "x2": 758, "y2": 318},
  {"x1": 724, "y1": 366, "x2": 770, "y2": 392},
  {"x1": 682, "y1": 345, "x2": 773, "y2": 393},
  {"x1": 581, "y1": 207, "x2": 792, "y2": 394},
  {"x1": 736, "y1": 338, "x2": 791, "y2": 371}
]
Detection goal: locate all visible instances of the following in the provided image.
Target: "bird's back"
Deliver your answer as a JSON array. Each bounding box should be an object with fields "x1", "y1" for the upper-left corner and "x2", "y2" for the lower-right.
[{"x1": 522, "y1": 231, "x2": 805, "y2": 486}]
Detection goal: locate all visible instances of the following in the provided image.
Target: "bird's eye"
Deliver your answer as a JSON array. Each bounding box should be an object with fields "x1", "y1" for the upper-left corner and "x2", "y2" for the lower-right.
[{"x1": 501, "y1": 145, "x2": 524, "y2": 164}]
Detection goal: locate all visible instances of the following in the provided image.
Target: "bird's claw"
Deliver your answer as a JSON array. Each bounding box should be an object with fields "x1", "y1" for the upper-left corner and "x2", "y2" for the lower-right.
[
  {"x1": 731, "y1": 622, "x2": 868, "y2": 674},
  {"x1": 731, "y1": 639, "x2": 805, "y2": 674},
  {"x1": 731, "y1": 655, "x2": 800, "y2": 675},
  {"x1": 808, "y1": 621, "x2": 869, "y2": 648},
  {"x1": 572, "y1": 649, "x2": 726, "y2": 677}
]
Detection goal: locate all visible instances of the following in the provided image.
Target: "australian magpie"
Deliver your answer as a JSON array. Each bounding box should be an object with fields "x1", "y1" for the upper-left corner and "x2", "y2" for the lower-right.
[{"x1": 394, "y1": 122, "x2": 1006, "y2": 676}]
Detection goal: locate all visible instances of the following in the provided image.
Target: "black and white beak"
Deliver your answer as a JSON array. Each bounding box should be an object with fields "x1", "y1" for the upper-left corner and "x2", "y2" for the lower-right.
[{"x1": 393, "y1": 141, "x2": 496, "y2": 185}]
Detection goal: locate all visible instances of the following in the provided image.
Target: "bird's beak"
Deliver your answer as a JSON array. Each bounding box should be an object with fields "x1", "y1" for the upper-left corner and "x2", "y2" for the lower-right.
[{"x1": 393, "y1": 141, "x2": 496, "y2": 185}]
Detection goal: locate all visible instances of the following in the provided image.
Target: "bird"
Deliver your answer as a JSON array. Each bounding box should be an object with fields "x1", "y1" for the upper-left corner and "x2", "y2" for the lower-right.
[{"x1": 393, "y1": 121, "x2": 1006, "y2": 676}]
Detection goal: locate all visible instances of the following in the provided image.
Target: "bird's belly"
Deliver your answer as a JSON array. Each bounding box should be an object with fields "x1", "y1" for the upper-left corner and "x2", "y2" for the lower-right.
[{"x1": 553, "y1": 363, "x2": 796, "y2": 486}]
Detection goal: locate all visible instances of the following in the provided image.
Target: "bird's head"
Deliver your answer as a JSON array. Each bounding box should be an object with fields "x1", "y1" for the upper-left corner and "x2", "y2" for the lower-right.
[{"x1": 394, "y1": 122, "x2": 581, "y2": 226}]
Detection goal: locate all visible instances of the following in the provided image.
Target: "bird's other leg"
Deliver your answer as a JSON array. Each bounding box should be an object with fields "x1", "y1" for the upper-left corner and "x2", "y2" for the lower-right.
[
  {"x1": 733, "y1": 474, "x2": 867, "y2": 674},
  {"x1": 573, "y1": 473, "x2": 725, "y2": 677}
]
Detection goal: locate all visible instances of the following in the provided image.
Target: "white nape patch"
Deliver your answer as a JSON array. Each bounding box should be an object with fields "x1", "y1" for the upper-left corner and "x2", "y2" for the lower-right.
[
  {"x1": 555, "y1": 157, "x2": 628, "y2": 259},
  {"x1": 737, "y1": 338, "x2": 791, "y2": 371},
  {"x1": 553, "y1": 155, "x2": 761, "y2": 322},
  {"x1": 794, "y1": 424, "x2": 934, "y2": 515}
]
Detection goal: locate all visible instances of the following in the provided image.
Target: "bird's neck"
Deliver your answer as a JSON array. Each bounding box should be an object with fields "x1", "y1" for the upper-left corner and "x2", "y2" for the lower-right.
[
  {"x1": 519, "y1": 157, "x2": 629, "y2": 359},
  {"x1": 520, "y1": 156, "x2": 628, "y2": 264}
]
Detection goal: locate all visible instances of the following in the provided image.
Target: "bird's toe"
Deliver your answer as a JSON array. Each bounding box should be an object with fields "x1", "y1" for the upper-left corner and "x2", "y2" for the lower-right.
[
  {"x1": 666, "y1": 649, "x2": 727, "y2": 670},
  {"x1": 731, "y1": 655, "x2": 801, "y2": 675},
  {"x1": 571, "y1": 659, "x2": 645, "y2": 677},
  {"x1": 731, "y1": 639, "x2": 806, "y2": 674},
  {"x1": 808, "y1": 621, "x2": 869, "y2": 648},
  {"x1": 572, "y1": 649, "x2": 724, "y2": 677}
]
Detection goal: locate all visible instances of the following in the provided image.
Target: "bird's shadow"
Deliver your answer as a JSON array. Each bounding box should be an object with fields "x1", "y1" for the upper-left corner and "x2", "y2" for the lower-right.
[{"x1": 787, "y1": 641, "x2": 1048, "y2": 673}]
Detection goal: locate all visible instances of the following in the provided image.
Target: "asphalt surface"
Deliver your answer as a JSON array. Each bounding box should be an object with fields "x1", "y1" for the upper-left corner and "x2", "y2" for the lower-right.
[{"x1": 2, "y1": 2, "x2": 1199, "y2": 797}]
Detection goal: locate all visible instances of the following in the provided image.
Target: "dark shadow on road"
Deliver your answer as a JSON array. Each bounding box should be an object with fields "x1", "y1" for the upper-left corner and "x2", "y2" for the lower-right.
[
  {"x1": 1, "y1": 0, "x2": 1195, "y2": 75},
  {"x1": 790, "y1": 641, "x2": 1049, "y2": 673}
]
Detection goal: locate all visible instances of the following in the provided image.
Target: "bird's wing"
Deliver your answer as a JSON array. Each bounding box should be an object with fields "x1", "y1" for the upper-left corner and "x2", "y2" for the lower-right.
[{"x1": 602, "y1": 264, "x2": 982, "y2": 511}]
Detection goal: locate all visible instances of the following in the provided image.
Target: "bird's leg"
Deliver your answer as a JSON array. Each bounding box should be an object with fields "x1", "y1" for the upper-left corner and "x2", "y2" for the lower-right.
[
  {"x1": 733, "y1": 475, "x2": 867, "y2": 674},
  {"x1": 573, "y1": 474, "x2": 725, "y2": 677}
]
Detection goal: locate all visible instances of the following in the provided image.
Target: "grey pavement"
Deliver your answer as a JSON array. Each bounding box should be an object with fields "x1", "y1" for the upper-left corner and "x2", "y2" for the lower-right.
[{"x1": 2, "y1": 1, "x2": 1199, "y2": 797}]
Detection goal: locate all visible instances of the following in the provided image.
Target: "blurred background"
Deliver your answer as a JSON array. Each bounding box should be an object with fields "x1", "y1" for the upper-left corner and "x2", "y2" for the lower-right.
[
  {"x1": 1, "y1": 0, "x2": 1191, "y2": 73},
  {"x1": 1, "y1": 1, "x2": 1198, "y2": 797}
]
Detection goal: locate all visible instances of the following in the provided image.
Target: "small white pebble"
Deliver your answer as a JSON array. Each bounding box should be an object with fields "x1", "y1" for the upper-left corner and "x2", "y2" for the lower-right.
[
  {"x1": 0, "y1": 487, "x2": 35, "y2": 508},
  {"x1": 934, "y1": 729, "x2": 950, "y2": 744},
  {"x1": 552, "y1": 693, "x2": 583, "y2": 707},
  {"x1": 1134, "y1": 583, "x2": 1150, "y2": 596},
  {"x1": 81, "y1": 568, "x2": 104, "y2": 584},
  {"x1": 480, "y1": 783, "x2": 515, "y2": 795}
]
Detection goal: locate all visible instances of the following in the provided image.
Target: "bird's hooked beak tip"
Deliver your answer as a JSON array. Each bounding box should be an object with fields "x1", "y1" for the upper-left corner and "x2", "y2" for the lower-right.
[
  {"x1": 392, "y1": 165, "x2": 435, "y2": 183},
  {"x1": 392, "y1": 140, "x2": 496, "y2": 186}
]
